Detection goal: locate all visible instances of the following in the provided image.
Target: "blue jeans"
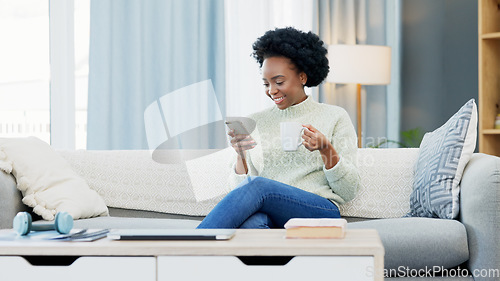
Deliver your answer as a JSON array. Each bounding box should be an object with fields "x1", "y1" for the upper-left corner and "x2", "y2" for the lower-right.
[{"x1": 197, "y1": 176, "x2": 340, "y2": 229}]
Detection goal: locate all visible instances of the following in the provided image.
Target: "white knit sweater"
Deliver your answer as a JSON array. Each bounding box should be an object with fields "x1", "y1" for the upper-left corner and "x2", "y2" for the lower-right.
[{"x1": 230, "y1": 96, "x2": 360, "y2": 206}]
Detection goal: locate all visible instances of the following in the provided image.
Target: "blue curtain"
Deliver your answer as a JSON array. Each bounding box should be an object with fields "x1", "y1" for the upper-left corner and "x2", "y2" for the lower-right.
[{"x1": 87, "y1": 0, "x2": 225, "y2": 150}]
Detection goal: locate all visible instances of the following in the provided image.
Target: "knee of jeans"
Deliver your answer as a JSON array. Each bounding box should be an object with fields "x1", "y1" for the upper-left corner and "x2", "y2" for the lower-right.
[
  {"x1": 244, "y1": 176, "x2": 271, "y2": 193},
  {"x1": 247, "y1": 176, "x2": 270, "y2": 186},
  {"x1": 235, "y1": 176, "x2": 262, "y2": 189}
]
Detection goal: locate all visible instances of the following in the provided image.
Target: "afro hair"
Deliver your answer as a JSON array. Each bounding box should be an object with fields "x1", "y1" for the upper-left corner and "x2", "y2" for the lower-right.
[{"x1": 252, "y1": 27, "x2": 329, "y2": 87}]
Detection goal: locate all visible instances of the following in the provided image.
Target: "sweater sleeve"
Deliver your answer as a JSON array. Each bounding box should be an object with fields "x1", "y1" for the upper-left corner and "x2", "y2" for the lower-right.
[{"x1": 323, "y1": 109, "x2": 360, "y2": 204}]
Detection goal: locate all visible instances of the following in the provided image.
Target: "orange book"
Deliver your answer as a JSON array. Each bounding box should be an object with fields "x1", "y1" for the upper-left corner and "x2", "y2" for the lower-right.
[{"x1": 284, "y1": 218, "x2": 347, "y2": 239}]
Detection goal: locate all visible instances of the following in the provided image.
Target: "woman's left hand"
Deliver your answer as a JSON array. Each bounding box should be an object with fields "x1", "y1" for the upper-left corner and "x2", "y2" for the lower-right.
[{"x1": 301, "y1": 124, "x2": 331, "y2": 152}]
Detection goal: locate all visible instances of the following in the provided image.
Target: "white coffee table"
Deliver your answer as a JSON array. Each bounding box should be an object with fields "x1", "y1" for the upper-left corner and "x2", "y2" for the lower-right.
[{"x1": 0, "y1": 228, "x2": 384, "y2": 281}]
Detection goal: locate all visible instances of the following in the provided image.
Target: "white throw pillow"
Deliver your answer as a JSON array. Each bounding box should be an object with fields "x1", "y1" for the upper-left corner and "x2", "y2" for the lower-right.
[
  {"x1": 409, "y1": 99, "x2": 477, "y2": 219},
  {"x1": 0, "y1": 137, "x2": 109, "y2": 220}
]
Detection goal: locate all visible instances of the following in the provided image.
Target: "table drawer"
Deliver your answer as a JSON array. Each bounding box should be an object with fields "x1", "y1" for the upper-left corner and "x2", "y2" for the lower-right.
[
  {"x1": 158, "y1": 256, "x2": 375, "y2": 281},
  {"x1": 0, "y1": 256, "x2": 156, "y2": 281}
]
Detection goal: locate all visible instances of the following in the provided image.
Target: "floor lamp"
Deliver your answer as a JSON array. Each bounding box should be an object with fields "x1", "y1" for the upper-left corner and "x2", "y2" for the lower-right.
[{"x1": 327, "y1": 45, "x2": 391, "y2": 148}]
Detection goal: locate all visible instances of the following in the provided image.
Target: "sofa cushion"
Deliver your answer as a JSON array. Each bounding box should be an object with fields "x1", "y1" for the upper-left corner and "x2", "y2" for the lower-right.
[
  {"x1": 348, "y1": 218, "x2": 469, "y2": 272},
  {"x1": 0, "y1": 137, "x2": 109, "y2": 220},
  {"x1": 68, "y1": 217, "x2": 201, "y2": 229},
  {"x1": 409, "y1": 99, "x2": 477, "y2": 219},
  {"x1": 107, "y1": 207, "x2": 204, "y2": 221},
  {"x1": 339, "y1": 148, "x2": 418, "y2": 218}
]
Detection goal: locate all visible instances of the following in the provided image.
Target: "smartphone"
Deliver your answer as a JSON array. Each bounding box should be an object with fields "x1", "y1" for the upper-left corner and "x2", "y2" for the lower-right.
[
  {"x1": 225, "y1": 120, "x2": 251, "y2": 167},
  {"x1": 225, "y1": 120, "x2": 250, "y2": 135}
]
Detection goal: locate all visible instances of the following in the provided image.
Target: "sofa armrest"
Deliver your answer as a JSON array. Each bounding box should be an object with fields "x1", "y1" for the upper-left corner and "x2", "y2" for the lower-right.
[
  {"x1": 460, "y1": 153, "x2": 500, "y2": 280},
  {"x1": 0, "y1": 170, "x2": 30, "y2": 229}
]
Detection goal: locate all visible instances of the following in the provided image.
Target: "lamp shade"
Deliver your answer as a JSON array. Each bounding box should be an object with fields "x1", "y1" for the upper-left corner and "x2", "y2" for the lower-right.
[{"x1": 327, "y1": 44, "x2": 391, "y2": 85}]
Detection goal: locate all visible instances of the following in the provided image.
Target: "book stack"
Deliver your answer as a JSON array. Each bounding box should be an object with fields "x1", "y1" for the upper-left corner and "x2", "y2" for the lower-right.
[{"x1": 284, "y1": 218, "x2": 347, "y2": 239}]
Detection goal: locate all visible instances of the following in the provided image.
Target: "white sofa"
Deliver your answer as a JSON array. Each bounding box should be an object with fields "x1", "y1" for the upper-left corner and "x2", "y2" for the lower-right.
[{"x1": 1, "y1": 148, "x2": 499, "y2": 280}]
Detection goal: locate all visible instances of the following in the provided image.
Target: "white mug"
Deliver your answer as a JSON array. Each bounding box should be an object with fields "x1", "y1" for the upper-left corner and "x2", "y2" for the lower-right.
[{"x1": 280, "y1": 122, "x2": 305, "y2": 152}]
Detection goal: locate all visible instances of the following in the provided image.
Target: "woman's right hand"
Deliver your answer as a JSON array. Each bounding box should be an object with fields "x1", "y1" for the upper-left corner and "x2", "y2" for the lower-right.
[{"x1": 228, "y1": 130, "x2": 256, "y2": 155}]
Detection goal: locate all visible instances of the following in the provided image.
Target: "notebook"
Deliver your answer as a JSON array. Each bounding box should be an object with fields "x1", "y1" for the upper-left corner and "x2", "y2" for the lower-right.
[{"x1": 107, "y1": 229, "x2": 236, "y2": 241}]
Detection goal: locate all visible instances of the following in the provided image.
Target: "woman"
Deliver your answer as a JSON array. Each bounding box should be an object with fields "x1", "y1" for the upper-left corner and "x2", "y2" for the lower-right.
[{"x1": 197, "y1": 27, "x2": 360, "y2": 229}]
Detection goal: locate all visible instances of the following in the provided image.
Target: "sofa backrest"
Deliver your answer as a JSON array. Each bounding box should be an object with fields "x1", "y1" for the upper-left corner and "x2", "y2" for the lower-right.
[
  {"x1": 58, "y1": 148, "x2": 235, "y2": 217},
  {"x1": 59, "y1": 147, "x2": 419, "y2": 219}
]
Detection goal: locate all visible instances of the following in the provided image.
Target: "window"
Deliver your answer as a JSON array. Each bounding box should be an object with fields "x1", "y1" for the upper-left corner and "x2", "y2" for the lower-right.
[
  {"x1": 0, "y1": 0, "x2": 50, "y2": 143},
  {"x1": 0, "y1": 0, "x2": 90, "y2": 149},
  {"x1": 74, "y1": 0, "x2": 90, "y2": 149}
]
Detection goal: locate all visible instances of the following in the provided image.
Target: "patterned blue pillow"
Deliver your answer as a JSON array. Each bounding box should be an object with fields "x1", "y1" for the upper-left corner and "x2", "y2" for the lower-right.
[{"x1": 408, "y1": 99, "x2": 477, "y2": 219}]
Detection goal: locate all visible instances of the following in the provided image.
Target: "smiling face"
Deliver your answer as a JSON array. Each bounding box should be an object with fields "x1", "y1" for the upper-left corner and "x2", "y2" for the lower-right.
[{"x1": 261, "y1": 56, "x2": 308, "y2": 110}]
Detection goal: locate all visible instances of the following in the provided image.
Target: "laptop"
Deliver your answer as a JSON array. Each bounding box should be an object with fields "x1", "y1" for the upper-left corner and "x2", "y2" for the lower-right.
[{"x1": 107, "y1": 229, "x2": 236, "y2": 241}]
